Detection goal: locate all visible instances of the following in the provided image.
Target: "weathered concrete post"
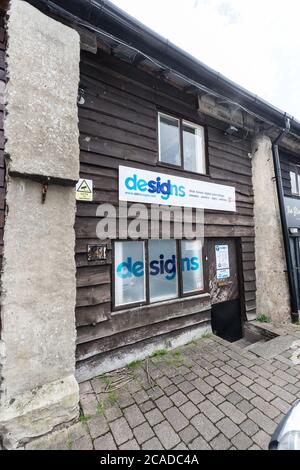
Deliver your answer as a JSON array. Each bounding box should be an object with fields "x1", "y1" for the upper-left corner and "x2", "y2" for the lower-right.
[
  {"x1": 0, "y1": 1, "x2": 80, "y2": 448},
  {"x1": 252, "y1": 133, "x2": 290, "y2": 322}
]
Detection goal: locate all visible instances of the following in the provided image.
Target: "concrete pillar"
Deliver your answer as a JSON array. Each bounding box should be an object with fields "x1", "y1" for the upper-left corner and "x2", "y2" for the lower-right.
[
  {"x1": 0, "y1": 1, "x2": 80, "y2": 448},
  {"x1": 252, "y1": 133, "x2": 290, "y2": 323}
]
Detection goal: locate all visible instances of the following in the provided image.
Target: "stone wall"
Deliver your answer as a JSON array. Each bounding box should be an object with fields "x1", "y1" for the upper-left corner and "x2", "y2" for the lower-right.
[
  {"x1": 252, "y1": 133, "x2": 291, "y2": 323},
  {"x1": 0, "y1": 0, "x2": 80, "y2": 449}
]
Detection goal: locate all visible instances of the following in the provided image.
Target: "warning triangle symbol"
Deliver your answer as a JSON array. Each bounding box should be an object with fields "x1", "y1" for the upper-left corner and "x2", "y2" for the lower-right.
[{"x1": 77, "y1": 180, "x2": 91, "y2": 193}]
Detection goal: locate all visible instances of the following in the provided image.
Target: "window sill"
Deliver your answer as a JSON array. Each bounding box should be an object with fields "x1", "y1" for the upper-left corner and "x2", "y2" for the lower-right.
[
  {"x1": 112, "y1": 292, "x2": 211, "y2": 317},
  {"x1": 157, "y1": 162, "x2": 209, "y2": 179}
]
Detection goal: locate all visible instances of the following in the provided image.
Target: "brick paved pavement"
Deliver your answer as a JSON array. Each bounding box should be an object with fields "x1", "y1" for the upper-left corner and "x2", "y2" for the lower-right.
[{"x1": 26, "y1": 326, "x2": 300, "y2": 450}]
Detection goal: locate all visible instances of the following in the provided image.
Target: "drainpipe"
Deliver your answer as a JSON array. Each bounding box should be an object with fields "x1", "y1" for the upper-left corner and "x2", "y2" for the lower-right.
[{"x1": 272, "y1": 119, "x2": 299, "y2": 323}]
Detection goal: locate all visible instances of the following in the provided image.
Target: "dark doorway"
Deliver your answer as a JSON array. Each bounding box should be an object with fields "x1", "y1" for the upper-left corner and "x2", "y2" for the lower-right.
[{"x1": 206, "y1": 238, "x2": 243, "y2": 342}]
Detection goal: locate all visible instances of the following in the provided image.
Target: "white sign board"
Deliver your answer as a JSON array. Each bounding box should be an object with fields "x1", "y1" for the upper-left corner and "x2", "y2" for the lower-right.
[
  {"x1": 215, "y1": 245, "x2": 230, "y2": 280},
  {"x1": 119, "y1": 166, "x2": 236, "y2": 212},
  {"x1": 76, "y1": 179, "x2": 93, "y2": 202},
  {"x1": 217, "y1": 269, "x2": 230, "y2": 280}
]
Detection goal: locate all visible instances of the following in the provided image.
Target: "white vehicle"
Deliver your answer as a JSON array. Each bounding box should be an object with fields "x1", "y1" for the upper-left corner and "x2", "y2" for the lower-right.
[{"x1": 269, "y1": 401, "x2": 300, "y2": 450}]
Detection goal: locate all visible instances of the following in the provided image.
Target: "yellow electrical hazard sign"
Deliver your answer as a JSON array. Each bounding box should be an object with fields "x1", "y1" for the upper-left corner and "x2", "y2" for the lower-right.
[{"x1": 76, "y1": 178, "x2": 93, "y2": 202}]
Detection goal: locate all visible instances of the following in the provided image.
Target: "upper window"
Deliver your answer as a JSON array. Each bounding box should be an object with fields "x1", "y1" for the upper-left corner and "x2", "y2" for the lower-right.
[
  {"x1": 290, "y1": 166, "x2": 300, "y2": 196},
  {"x1": 158, "y1": 113, "x2": 206, "y2": 174},
  {"x1": 158, "y1": 114, "x2": 181, "y2": 167}
]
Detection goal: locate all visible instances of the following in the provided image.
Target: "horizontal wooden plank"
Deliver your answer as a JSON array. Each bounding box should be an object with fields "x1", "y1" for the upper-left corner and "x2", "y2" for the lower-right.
[
  {"x1": 80, "y1": 134, "x2": 157, "y2": 165},
  {"x1": 208, "y1": 127, "x2": 251, "y2": 153},
  {"x1": 241, "y1": 242, "x2": 255, "y2": 253},
  {"x1": 78, "y1": 174, "x2": 117, "y2": 192},
  {"x1": 76, "y1": 265, "x2": 111, "y2": 288},
  {"x1": 79, "y1": 107, "x2": 157, "y2": 140},
  {"x1": 235, "y1": 206, "x2": 253, "y2": 217},
  {"x1": 241, "y1": 236, "x2": 255, "y2": 243},
  {"x1": 242, "y1": 252, "x2": 255, "y2": 261},
  {"x1": 79, "y1": 118, "x2": 157, "y2": 152},
  {"x1": 205, "y1": 225, "x2": 255, "y2": 238},
  {"x1": 208, "y1": 145, "x2": 252, "y2": 170},
  {"x1": 79, "y1": 90, "x2": 156, "y2": 129},
  {"x1": 245, "y1": 300, "x2": 256, "y2": 311},
  {"x1": 80, "y1": 74, "x2": 156, "y2": 117},
  {"x1": 209, "y1": 167, "x2": 253, "y2": 189},
  {"x1": 242, "y1": 260, "x2": 256, "y2": 271},
  {"x1": 80, "y1": 163, "x2": 118, "y2": 178},
  {"x1": 77, "y1": 294, "x2": 211, "y2": 345},
  {"x1": 209, "y1": 155, "x2": 252, "y2": 179},
  {"x1": 75, "y1": 202, "x2": 254, "y2": 225},
  {"x1": 76, "y1": 308, "x2": 211, "y2": 361},
  {"x1": 76, "y1": 284, "x2": 111, "y2": 307},
  {"x1": 75, "y1": 215, "x2": 254, "y2": 239},
  {"x1": 76, "y1": 302, "x2": 111, "y2": 327},
  {"x1": 244, "y1": 291, "x2": 256, "y2": 302},
  {"x1": 243, "y1": 270, "x2": 256, "y2": 282},
  {"x1": 80, "y1": 71, "x2": 156, "y2": 111}
]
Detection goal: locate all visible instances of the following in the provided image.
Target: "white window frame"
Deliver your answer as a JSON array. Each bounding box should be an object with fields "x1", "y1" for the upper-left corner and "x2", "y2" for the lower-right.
[
  {"x1": 158, "y1": 112, "x2": 207, "y2": 175},
  {"x1": 114, "y1": 240, "x2": 147, "y2": 308},
  {"x1": 182, "y1": 119, "x2": 206, "y2": 175},
  {"x1": 290, "y1": 165, "x2": 300, "y2": 196},
  {"x1": 158, "y1": 112, "x2": 181, "y2": 167},
  {"x1": 113, "y1": 239, "x2": 206, "y2": 310}
]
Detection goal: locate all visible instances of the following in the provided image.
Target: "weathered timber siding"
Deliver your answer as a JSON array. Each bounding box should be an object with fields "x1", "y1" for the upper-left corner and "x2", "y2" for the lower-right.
[
  {"x1": 0, "y1": 11, "x2": 6, "y2": 334},
  {"x1": 75, "y1": 50, "x2": 256, "y2": 380}
]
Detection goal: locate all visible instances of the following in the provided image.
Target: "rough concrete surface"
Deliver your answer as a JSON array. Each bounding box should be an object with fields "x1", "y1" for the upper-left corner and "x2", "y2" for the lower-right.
[
  {"x1": 0, "y1": 0, "x2": 81, "y2": 448},
  {"x1": 247, "y1": 334, "x2": 297, "y2": 359},
  {"x1": 252, "y1": 134, "x2": 290, "y2": 322},
  {"x1": 0, "y1": 179, "x2": 77, "y2": 397},
  {"x1": 0, "y1": 375, "x2": 79, "y2": 450},
  {"x1": 5, "y1": 0, "x2": 80, "y2": 182}
]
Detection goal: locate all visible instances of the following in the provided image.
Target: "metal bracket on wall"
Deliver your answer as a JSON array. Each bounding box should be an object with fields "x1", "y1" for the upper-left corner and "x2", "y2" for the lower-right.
[
  {"x1": 78, "y1": 87, "x2": 85, "y2": 105},
  {"x1": 41, "y1": 177, "x2": 50, "y2": 204}
]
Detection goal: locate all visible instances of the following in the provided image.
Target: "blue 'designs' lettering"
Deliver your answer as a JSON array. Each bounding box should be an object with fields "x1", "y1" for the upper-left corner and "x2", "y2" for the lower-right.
[
  {"x1": 117, "y1": 255, "x2": 200, "y2": 281},
  {"x1": 125, "y1": 174, "x2": 186, "y2": 201}
]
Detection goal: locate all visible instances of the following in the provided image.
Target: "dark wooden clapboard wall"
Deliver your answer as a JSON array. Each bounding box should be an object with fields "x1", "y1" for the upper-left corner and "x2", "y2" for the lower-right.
[
  {"x1": 0, "y1": 11, "x2": 6, "y2": 334},
  {"x1": 75, "y1": 49, "x2": 256, "y2": 381}
]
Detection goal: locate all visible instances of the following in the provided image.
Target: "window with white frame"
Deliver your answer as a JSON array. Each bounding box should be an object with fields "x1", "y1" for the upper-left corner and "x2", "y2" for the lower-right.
[
  {"x1": 158, "y1": 112, "x2": 206, "y2": 174},
  {"x1": 114, "y1": 241, "x2": 146, "y2": 307},
  {"x1": 290, "y1": 166, "x2": 300, "y2": 196},
  {"x1": 113, "y1": 239, "x2": 205, "y2": 309}
]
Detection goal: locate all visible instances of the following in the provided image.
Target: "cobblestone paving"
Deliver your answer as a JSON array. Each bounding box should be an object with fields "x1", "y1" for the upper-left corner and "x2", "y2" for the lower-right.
[{"x1": 26, "y1": 327, "x2": 300, "y2": 451}]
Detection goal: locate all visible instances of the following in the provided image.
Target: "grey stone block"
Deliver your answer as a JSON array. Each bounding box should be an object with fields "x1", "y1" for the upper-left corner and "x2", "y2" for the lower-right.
[
  {"x1": 216, "y1": 418, "x2": 240, "y2": 439},
  {"x1": 110, "y1": 417, "x2": 133, "y2": 446},
  {"x1": 164, "y1": 407, "x2": 189, "y2": 432},
  {"x1": 154, "y1": 421, "x2": 180, "y2": 449},
  {"x1": 191, "y1": 414, "x2": 219, "y2": 442},
  {"x1": 124, "y1": 404, "x2": 145, "y2": 428},
  {"x1": 133, "y1": 422, "x2": 155, "y2": 445},
  {"x1": 94, "y1": 433, "x2": 117, "y2": 450},
  {"x1": 210, "y1": 433, "x2": 231, "y2": 450}
]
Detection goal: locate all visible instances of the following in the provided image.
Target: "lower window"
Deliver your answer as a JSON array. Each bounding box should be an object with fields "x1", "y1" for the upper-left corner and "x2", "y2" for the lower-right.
[
  {"x1": 113, "y1": 239, "x2": 205, "y2": 309},
  {"x1": 114, "y1": 241, "x2": 146, "y2": 307}
]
